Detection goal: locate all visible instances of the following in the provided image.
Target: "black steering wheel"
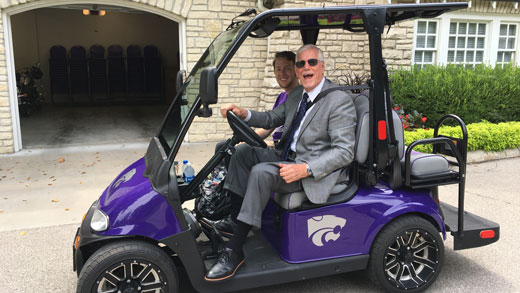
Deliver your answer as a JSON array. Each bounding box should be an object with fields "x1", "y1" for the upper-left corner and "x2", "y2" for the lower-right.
[{"x1": 226, "y1": 110, "x2": 267, "y2": 148}]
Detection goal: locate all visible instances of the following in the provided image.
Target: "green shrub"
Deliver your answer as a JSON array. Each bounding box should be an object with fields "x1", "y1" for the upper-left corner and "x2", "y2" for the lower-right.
[
  {"x1": 390, "y1": 64, "x2": 520, "y2": 127},
  {"x1": 403, "y1": 121, "x2": 520, "y2": 153}
]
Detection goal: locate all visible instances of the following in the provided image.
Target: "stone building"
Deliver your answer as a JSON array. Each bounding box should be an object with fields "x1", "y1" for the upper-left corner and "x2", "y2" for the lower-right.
[{"x1": 0, "y1": 0, "x2": 518, "y2": 153}]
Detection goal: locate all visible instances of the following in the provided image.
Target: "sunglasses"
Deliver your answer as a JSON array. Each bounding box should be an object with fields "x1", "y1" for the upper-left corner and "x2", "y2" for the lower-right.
[{"x1": 295, "y1": 59, "x2": 319, "y2": 68}]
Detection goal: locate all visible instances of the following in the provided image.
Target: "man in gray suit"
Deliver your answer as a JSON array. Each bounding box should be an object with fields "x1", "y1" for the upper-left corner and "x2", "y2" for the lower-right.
[{"x1": 205, "y1": 44, "x2": 357, "y2": 281}]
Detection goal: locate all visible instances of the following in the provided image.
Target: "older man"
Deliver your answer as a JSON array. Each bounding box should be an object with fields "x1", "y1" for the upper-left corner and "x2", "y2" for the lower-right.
[{"x1": 205, "y1": 44, "x2": 357, "y2": 281}]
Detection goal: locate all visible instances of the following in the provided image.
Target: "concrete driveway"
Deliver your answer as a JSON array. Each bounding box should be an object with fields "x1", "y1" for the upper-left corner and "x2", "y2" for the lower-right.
[{"x1": 0, "y1": 143, "x2": 518, "y2": 292}]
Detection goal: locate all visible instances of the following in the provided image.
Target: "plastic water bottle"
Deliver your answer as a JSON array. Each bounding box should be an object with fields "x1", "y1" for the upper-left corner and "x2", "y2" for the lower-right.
[
  {"x1": 183, "y1": 162, "x2": 195, "y2": 183},
  {"x1": 182, "y1": 160, "x2": 188, "y2": 173}
]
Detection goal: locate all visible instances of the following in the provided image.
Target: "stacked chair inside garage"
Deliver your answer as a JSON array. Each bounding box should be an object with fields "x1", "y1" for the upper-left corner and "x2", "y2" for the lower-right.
[{"x1": 48, "y1": 44, "x2": 164, "y2": 105}]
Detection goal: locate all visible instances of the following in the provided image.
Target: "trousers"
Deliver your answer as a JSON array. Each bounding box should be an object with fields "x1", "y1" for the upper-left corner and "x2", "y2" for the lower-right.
[{"x1": 223, "y1": 144, "x2": 302, "y2": 228}]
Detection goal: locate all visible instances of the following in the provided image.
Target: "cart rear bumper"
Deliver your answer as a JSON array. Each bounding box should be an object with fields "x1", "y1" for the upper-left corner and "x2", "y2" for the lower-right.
[{"x1": 441, "y1": 202, "x2": 499, "y2": 250}]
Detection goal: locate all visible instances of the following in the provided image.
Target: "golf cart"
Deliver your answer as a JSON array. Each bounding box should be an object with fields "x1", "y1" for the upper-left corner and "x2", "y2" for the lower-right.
[{"x1": 73, "y1": 3, "x2": 500, "y2": 292}]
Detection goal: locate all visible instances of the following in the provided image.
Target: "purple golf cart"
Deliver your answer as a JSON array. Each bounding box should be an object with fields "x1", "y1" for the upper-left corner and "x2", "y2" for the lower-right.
[{"x1": 73, "y1": 3, "x2": 499, "y2": 292}]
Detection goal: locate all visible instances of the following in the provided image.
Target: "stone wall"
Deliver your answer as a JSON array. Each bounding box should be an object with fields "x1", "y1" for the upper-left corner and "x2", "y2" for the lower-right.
[{"x1": 186, "y1": 0, "x2": 268, "y2": 142}]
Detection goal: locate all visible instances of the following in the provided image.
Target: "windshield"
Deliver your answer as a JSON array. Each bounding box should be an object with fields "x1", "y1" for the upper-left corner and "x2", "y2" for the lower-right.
[{"x1": 157, "y1": 22, "x2": 247, "y2": 154}]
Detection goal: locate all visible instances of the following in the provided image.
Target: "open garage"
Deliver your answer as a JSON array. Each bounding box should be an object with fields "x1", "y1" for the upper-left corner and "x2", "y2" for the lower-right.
[{"x1": 9, "y1": 4, "x2": 181, "y2": 148}]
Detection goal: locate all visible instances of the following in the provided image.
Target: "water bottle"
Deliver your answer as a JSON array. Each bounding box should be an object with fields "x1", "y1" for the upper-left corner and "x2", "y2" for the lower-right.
[
  {"x1": 183, "y1": 162, "x2": 195, "y2": 183},
  {"x1": 182, "y1": 160, "x2": 188, "y2": 174}
]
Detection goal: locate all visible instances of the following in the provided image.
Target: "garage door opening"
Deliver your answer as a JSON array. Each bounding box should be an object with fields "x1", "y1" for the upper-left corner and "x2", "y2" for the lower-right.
[{"x1": 9, "y1": 4, "x2": 182, "y2": 149}]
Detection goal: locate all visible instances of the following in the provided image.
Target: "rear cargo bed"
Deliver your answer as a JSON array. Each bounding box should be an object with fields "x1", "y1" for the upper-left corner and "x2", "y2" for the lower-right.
[{"x1": 441, "y1": 202, "x2": 500, "y2": 250}]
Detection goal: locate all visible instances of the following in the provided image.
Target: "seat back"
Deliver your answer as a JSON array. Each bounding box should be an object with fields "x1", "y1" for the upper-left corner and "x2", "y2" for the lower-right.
[
  {"x1": 89, "y1": 45, "x2": 107, "y2": 97},
  {"x1": 127, "y1": 45, "x2": 145, "y2": 95},
  {"x1": 108, "y1": 45, "x2": 126, "y2": 96},
  {"x1": 144, "y1": 45, "x2": 163, "y2": 99},
  {"x1": 69, "y1": 46, "x2": 89, "y2": 98},
  {"x1": 49, "y1": 45, "x2": 69, "y2": 100},
  {"x1": 392, "y1": 109, "x2": 405, "y2": 160},
  {"x1": 352, "y1": 90, "x2": 370, "y2": 164},
  {"x1": 353, "y1": 91, "x2": 405, "y2": 164}
]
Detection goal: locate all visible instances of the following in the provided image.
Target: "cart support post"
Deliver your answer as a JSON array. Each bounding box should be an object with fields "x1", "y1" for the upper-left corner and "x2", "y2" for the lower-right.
[{"x1": 362, "y1": 8, "x2": 388, "y2": 171}]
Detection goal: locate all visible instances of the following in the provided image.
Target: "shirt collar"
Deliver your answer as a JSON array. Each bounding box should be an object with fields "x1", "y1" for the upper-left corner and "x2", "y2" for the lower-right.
[{"x1": 304, "y1": 77, "x2": 326, "y2": 102}]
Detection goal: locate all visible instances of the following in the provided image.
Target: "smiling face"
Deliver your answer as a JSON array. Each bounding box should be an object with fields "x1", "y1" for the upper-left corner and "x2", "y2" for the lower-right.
[
  {"x1": 274, "y1": 57, "x2": 298, "y2": 93},
  {"x1": 295, "y1": 48, "x2": 325, "y2": 92}
]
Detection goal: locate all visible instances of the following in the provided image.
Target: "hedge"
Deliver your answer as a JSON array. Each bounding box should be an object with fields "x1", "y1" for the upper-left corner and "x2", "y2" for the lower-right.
[
  {"x1": 403, "y1": 121, "x2": 520, "y2": 153},
  {"x1": 390, "y1": 64, "x2": 520, "y2": 127}
]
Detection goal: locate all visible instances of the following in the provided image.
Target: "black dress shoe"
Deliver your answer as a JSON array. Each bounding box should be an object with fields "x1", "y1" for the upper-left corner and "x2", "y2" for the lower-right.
[
  {"x1": 200, "y1": 215, "x2": 238, "y2": 238},
  {"x1": 205, "y1": 247, "x2": 245, "y2": 281}
]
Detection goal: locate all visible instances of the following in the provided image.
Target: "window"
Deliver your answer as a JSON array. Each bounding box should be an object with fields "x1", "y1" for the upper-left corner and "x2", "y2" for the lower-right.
[
  {"x1": 447, "y1": 22, "x2": 486, "y2": 67},
  {"x1": 413, "y1": 20, "x2": 437, "y2": 67},
  {"x1": 497, "y1": 24, "x2": 517, "y2": 67},
  {"x1": 412, "y1": 15, "x2": 520, "y2": 68}
]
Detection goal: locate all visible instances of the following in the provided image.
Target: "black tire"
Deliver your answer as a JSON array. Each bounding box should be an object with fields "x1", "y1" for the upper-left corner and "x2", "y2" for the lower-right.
[
  {"x1": 77, "y1": 240, "x2": 179, "y2": 293},
  {"x1": 368, "y1": 216, "x2": 444, "y2": 293}
]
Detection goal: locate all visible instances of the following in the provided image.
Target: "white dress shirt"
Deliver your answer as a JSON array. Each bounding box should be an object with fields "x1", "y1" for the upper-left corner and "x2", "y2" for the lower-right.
[{"x1": 289, "y1": 77, "x2": 326, "y2": 152}]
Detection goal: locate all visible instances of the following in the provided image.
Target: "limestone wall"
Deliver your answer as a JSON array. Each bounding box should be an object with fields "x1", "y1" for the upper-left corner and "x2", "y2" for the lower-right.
[{"x1": 185, "y1": 0, "x2": 268, "y2": 142}]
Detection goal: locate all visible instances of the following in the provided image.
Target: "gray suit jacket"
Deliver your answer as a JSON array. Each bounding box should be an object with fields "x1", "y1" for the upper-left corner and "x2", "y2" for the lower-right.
[{"x1": 248, "y1": 79, "x2": 357, "y2": 204}]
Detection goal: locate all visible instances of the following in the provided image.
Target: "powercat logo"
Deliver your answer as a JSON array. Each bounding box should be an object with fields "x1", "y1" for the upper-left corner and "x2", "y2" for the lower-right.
[{"x1": 307, "y1": 215, "x2": 347, "y2": 247}]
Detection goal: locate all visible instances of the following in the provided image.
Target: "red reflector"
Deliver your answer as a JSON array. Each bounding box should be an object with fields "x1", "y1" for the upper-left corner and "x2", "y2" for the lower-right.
[
  {"x1": 480, "y1": 230, "x2": 495, "y2": 239},
  {"x1": 378, "y1": 121, "x2": 387, "y2": 140}
]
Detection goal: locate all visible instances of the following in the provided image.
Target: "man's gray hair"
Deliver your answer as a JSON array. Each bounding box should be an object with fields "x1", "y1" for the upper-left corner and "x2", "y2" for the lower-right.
[{"x1": 297, "y1": 44, "x2": 324, "y2": 61}]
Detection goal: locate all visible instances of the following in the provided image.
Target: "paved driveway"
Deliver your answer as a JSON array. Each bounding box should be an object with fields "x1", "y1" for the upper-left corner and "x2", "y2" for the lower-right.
[{"x1": 0, "y1": 148, "x2": 517, "y2": 292}]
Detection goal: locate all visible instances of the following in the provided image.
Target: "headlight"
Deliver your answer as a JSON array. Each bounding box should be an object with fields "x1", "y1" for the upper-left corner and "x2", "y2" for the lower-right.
[{"x1": 90, "y1": 208, "x2": 109, "y2": 232}]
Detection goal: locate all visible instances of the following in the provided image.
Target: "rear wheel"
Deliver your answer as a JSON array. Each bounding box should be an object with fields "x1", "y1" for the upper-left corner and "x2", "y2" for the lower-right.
[
  {"x1": 77, "y1": 240, "x2": 179, "y2": 293},
  {"x1": 368, "y1": 216, "x2": 444, "y2": 293}
]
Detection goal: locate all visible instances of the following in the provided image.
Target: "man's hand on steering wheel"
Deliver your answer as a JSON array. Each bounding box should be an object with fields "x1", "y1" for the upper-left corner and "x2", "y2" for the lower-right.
[
  {"x1": 220, "y1": 104, "x2": 248, "y2": 119},
  {"x1": 225, "y1": 108, "x2": 267, "y2": 148}
]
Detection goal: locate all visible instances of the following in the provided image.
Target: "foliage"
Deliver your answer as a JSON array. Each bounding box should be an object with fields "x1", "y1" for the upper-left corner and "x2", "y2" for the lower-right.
[
  {"x1": 333, "y1": 71, "x2": 371, "y2": 93},
  {"x1": 403, "y1": 121, "x2": 520, "y2": 153},
  {"x1": 390, "y1": 64, "x2": 520, "y2": 127},
  {"x1": 394, "y1": 104, "x2": 428, "y2": 130}
]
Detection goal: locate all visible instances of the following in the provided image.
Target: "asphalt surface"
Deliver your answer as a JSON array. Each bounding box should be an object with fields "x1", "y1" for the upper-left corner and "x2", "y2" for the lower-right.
[{"x1": 0, "y1": 144, "x2": 518, "y2": 292}]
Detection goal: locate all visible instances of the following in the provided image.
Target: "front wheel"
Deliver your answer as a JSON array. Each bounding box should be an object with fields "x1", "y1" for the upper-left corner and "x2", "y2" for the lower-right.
[
  {"x1": 77, "y1": 240, "x2": 179, "y2": 293},
  {"x1": 368, "y1": 216, "x2": 444, "y2": 293}
]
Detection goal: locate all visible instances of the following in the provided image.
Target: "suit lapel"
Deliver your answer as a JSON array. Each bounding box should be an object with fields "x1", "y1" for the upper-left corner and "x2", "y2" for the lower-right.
[
  {"x1": 278, "y1": 86, "x2": 303, "y2": 147},
  {"x1": 297, "y1": 80, "x2": 333, "y2": 141}
]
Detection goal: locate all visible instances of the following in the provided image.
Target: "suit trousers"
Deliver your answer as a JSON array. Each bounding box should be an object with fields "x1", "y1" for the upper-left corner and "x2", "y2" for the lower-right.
[{"x1": 223, "y1": 144, "x2": 302, "y2": 228}]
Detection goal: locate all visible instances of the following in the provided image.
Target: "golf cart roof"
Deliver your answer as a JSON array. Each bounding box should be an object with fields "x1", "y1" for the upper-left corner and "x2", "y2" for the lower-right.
[
  {"x1": 261, "y1": 2, "x2": 466, "y2": 32},
  {"x1": 232, "y1": 2, "x2": 468, "y2": 43}
]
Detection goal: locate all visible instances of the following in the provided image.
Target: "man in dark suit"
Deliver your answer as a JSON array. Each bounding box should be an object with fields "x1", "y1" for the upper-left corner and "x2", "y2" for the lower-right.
[{"x1": 205, "y1": 44, "x2": 357, "y2": 281}]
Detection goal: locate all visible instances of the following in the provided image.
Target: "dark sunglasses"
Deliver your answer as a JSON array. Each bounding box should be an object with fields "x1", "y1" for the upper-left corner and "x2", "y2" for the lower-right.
[{"x1": 295, "y1": 59, "x2": 319, "y2": 68}]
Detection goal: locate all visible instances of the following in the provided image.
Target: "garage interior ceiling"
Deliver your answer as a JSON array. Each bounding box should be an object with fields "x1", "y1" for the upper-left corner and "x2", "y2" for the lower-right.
[{"x1": 49, "y1": 4, "x2": 144, "y2": 14}]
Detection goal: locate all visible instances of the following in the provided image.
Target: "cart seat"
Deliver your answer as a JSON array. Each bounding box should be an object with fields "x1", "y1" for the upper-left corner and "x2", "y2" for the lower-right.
[
  {"x1": 402, "y1": 149, "x2": 449, "y2": 177},
  {"x1": 275, "y1": 182, "x2": 351, "y2": 210},
  {"x1": 387, "y1": 110, "x2": 452, "y2": 181},
  {"x1": 274, "y1": 91, "x2": 369, "y2": 210},
  {"x1": 385, "y1": 111, "x2": 450, "y2": 179}
]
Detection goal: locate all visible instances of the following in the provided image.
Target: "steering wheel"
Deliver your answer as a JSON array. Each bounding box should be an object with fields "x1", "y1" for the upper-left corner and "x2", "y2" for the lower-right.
[{"x1": 226, "y1": 110, "x2": 267, "y2": 148}]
